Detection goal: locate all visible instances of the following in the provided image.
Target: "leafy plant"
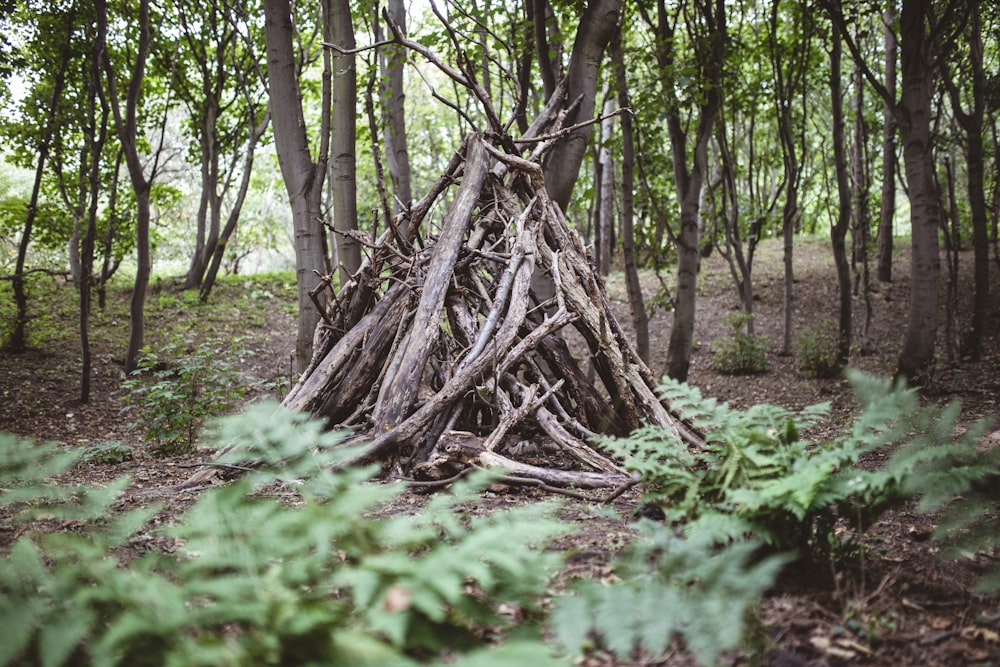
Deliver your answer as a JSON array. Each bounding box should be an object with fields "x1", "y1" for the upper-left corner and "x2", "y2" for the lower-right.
[
  {"x1": 121, "y1": 334, "x2": 248, "y2": 453},
  {"x1": 552, "y1": 523, "x2": 789, "y2": 666},
  {"x1": 81, "y1": 440, "x2": 135, "y2": 464},
  {"x1": 795, "y1": 321, "x2": 843, "y2": 378},
  {"x1": 601, "y1": 371, "x2": 991, "y2": 560},
  {"x1": 711, "y1": 310, "x2": 770, "y2": 374},
  {"x1": 0, "y1": 404, "x2": 572, "y2": 666},
  {"x1": 897, "y1": 417, "x2": 1000, "y2": 591}
]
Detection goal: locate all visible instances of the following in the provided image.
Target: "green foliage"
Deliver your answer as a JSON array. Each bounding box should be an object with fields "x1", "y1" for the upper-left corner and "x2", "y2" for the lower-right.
[
  {"x1": 711, "y1": 310, "x2": 770, "y2": 375},
  {"x1": 795, "y1": 321, "x2": 843, "y2": 379},
  {"x1": 552, "y1": 524, "x2": 790, "y2": 666},
  {"x1": 121, "y1": 334, "x2": 248, "y2": 453},
  {"x1": 0, "y1": 405, "x2": 572, "y2": 666},
  {"x1": 602, "y1": 371, "x2": 993, "y2": 561},
  {"x1": 81, "y1": 440, "x2": 135, "y2": 464},
  {"x1": 896, "y1": 416, "x2": 1000, "y2": 592}
]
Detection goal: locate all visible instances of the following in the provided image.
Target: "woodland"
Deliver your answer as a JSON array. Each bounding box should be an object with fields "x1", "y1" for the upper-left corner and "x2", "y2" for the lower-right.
[{"x1": 1, "y1": 0, "x2": 1000, "y2": 665}]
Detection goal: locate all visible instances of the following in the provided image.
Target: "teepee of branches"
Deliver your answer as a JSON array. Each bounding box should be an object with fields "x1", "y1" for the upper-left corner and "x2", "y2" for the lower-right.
[{"x1": 185, "y1": 14, "x2": 702, "y2": 491}]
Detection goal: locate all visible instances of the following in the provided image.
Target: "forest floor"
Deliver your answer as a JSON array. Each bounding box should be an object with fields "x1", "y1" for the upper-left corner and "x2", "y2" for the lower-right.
[{"x1": 2, "y1": 237, "x2": 1000, "y2": 665}]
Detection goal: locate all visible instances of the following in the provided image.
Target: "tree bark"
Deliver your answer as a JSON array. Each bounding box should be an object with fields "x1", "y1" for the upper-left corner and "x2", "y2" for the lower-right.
[
  {"x1": 876, "y1": 6, "x2": 897, "y2": 284},
  {"x1": 8, "y1": 17, "x2": 72, "y2": 352},
  {"x1": 660, "y1": 0, "x2": 726, "y2": 382},
  {"x1": 328, "y1": 0, "x2": 361, "y2": 285},
  {"x1": 380, "y1": 0, "x2": 413, "y2": 223},
  {"x1": 611, "y1": 24, "x2": 649, "y2": 364},
  {"x1": 542, "y1": 0, "x2": 621, "y2": 211},
  {"x1": 894, "y1": 0, "x2": 941, "y2": 383},
  {"x1": 264, "y1": 0, "x2": 329, "y2": 372},
  {"x1": 829, "y1": 28, "x2": 852, "y2": 367},
  {"x1": 97, "y1": 0, "x2": 156, "y2": 374}
]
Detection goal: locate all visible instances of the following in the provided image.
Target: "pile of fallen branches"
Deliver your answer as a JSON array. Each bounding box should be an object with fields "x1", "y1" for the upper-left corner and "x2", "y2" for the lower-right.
[
  {"x1": 270, "y1": 124, "x2": 701, "y2": 490},
  {"x1": 185, "y1": 10, "x2": 702, "y2": 492}
]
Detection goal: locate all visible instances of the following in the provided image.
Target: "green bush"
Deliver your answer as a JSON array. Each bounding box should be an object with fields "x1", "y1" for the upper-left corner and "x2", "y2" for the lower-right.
[
  {"x1": 0, "y1": 405, "x2": 572, "y2": 666},
  {"x1": 122, "y1": 335, "x2": 248, "y2": 453},
  {"x1": 81, "y1": 440, "x2": 135, "y2": 464},
  {"x1": 795, "y1": 321, "x2": 843, "y2": 378},
  {"x1": 711, "y1": 310, "x2": 770, "y2": 375},
  {"x1": 599, "y1": 371, "x2": 992, "y2": 561}
]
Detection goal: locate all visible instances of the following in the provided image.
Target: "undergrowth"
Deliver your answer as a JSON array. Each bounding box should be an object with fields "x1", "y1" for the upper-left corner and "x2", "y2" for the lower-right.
[
  {"x1": 600, "y1": 370, "x2": 997, "y2": 569},
  {"x1": 0, "y1": 404, "x2": 571, "y2": 666}
]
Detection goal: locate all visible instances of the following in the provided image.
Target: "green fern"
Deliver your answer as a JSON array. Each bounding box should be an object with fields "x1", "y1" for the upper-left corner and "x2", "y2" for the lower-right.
[
  {"x1": 0, "y1": 407, "x2": 573, "y2": 666},
  {"x1": 551, "y1": 522, "x2": 790, "y2": 666},
  {"x1": 604, "y1": 371, "x2": 994, "y2": 561}
]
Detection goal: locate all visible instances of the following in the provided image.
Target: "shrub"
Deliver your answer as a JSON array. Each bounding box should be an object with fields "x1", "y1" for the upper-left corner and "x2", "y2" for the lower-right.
[
  {"x1": 711, "y1": 310, "x2": 769, "y2": 375},
  {"x1": 599, "y1": 371, "x2": 993, "y2": 562},
  {"x1": 122, "y1": 334, "x2": 247, "y2": 453},
  {"x1": 795, "y1": 321, "x2": 843, "y2": 378},
  {"x1": 0, "y1": 404, "x2": 573, "y2": 666},
  {"x1": 81, "y1": 440, "x2": 135, "y2": 464}
]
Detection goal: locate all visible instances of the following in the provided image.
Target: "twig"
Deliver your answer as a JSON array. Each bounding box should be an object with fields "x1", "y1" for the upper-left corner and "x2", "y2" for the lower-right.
[{"x1": 177, "y1": 462, "x2": 257, "y2": 472}]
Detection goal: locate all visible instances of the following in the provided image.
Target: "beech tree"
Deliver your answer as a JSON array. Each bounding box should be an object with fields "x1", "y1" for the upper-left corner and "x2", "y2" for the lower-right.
[
  {"x1": 640, "y1": 0, "x2": 726, "y2": 382},
  {"x1": 263, "y1": 0, "x2": 334, "y2": 372},
  {"x1": 96, "y1": 0, "x2": 168, "y2": 373},
  {"x1": 828, "y1": 0, "x2": 962, "y2": 383}
]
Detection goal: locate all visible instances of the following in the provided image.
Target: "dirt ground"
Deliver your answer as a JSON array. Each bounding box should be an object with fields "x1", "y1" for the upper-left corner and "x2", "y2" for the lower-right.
[{"x1": 2, "y1": 237, "x2": 999, "y2": 665}]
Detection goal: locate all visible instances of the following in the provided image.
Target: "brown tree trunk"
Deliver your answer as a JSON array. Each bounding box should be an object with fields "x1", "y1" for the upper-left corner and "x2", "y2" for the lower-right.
[
  {"x1": 542, "y1": 0, "x2": 621, "y2": 211},
  {"x1": 876, "y1": 6, "x2": 897, "y2": 284},
  {"x1": 894, "y1": 0, "x2": 941, "y2": 383},
  {"x1": 265, "y1": 0, "x2": 329, "y2": 372},
  {"x1": 829, "y1": 28, "x2": 852, "y2": 367},
  {"x1": 612, "y1": 23, "x2": 649, "y2": 364},
  {"x1": 660, "y1": 0, "x2": 726, "y2": 382},
  {"x1": 380, "y1": 0, "x2": 413, "y2": 223},
  {"x1": 328, "y1": 0, "x2": 361, "y2": 286}
]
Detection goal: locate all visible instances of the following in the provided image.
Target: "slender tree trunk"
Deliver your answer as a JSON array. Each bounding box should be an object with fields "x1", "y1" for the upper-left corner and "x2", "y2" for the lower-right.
[
  {"x1": 265, "y1": 0, "x2": 329, "y2": 372},
  {"x1": 940, "y1": 153, "x2": 961, "y2": 365},
  {"x1": 829, "y1": 28, "x2": 852, "y2": 367},
  {"x1": 200, "y1": 109, "x2": 270, "y2": 301},
  {"x1": 596, "y1": 96, "x2": 615, "y2": 276},
  {"x1": 851, "y1": 62, "x2": 874, "y2": 354},
  {"x1": 98, "y1": 149, "x2": 123, "y2": 311},
  {"x1": 329, "y1": 0, "x2": 361, "y2": 285},
  {"x1": 612, "y1": 23, "x2": 649, "y2": 363},
  {"x1": 542, "y1": 0, "x2": 620, "y2": 211},
  {"x1": 184, "y1": 104, "x2": 217, "y2": 290},
  {"x1": 894, "y1": 0, "x2": 941, "y2": 383},
  {"x1": 940, "y1": 1, "x2": 988, "y2": 361},
  {"x1": 8, "y1": 19, "x2": 72, "y2": 352},
  {"x1": 97, "y1": 0, "x2": 156, "y2": 374},
  {"x1": 661, "y1": 0, "x2": 725, "y2": 382},
  {"x1": 380, "y1": 0, "x2": 412, "y2": 222},
  {"x1": 876, "y1": 6, "x2": 897, "y2": 283}
]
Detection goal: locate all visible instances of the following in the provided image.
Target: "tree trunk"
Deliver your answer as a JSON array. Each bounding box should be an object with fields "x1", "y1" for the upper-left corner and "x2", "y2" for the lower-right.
[
  {"x1": 328, "y1": 0, "x2": 361, "y2": 286},
  {"x1": 542, "y1": 0, "x2": 621, "y2": 211},
  {"x1": 380, "y1": 0, "x2": 413, "y2": 223},
  {"x1": 876, "y1": 6, "x2": 897, "y2": 284},
  {"x1": 200, "y1": 109, "x2": 270, "y2": 301},
  {"x1": 596, "y1": 95, "x2": 615, "y2": 276},
  {"x1": 97, "y1": 0, "x2": 156, "y2": 374},
  {"x1": 265, "y1": 0, "x2": 329, "y2": 372},
  {"x1": 7, "y1": 17, "x2": 72, "y2": 352},
  {"x1": 940, "y1": 1, "x2": 988, "y2": 362},
  {"x1": 851, "y1": 62, "x2": 874, "y2": 355},
  {"x1": 661, "y1": 0, "x2": 726, "y2": 382},
  {"x1": 894, "y1": 0, "x2": 941, "y2": 383},
  {"x1": 829, "y1": 28, "x2": 852, "y2": 367},
  {"x1": 612, "y1": 23, "x2": 649, "y2": 364}
]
